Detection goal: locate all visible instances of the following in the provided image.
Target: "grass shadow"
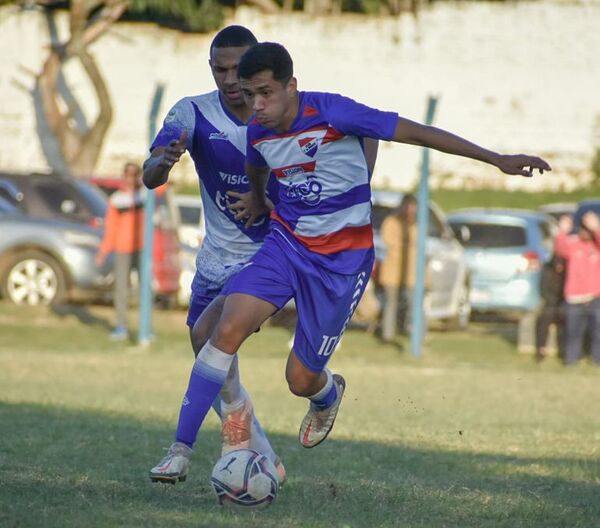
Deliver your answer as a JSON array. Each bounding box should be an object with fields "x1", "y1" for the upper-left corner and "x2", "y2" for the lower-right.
[
  {"x1": 0, "y1": 402, "x2": 598, "y2": 528},
  {"x1": 51, "y1": 303, "x2": 113, "y2": 331}
]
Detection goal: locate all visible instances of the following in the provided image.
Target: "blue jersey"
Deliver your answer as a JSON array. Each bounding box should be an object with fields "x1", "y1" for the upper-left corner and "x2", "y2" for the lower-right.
[
  {"x1": 247, "y1": 91, "x2": 398, "y2": 274},
  {"x1": 152, "y1": 90, "x2": 279, "y2": 266}
]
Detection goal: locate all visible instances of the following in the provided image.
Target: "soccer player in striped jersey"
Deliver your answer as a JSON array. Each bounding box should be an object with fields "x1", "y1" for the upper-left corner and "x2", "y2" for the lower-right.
[
  {"x1": 168, "y1": 42, "x2": 551, "y2": 458},
  {"x1": 143, "y1": 27, "x2": 285, "y2": 485}
]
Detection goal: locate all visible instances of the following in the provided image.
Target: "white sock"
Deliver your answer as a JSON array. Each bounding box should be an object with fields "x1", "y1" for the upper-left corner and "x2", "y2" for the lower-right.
[
  {"x1": 219, "y1": 355, "x2": 244, "y2": 411},
  {"x1": 308, "y1": 368, "x2": 334, "y2": 402}
]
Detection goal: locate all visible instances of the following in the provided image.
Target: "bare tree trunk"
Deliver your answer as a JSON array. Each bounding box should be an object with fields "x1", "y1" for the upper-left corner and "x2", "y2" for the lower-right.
[{"x1": 35, "y1": 0, "x2": 128, "y2": 177}]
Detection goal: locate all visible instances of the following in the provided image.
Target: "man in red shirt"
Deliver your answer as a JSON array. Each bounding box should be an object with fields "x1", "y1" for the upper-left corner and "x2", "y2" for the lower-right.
[
  {"x1": 96, "y1": 163, "x2": 145, "y2": 340},
  {"x1": 554, "y1": 212, "x2": 600, "y2": 365}
]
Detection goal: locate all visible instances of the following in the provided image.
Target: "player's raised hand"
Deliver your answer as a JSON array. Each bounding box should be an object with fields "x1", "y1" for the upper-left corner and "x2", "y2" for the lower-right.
[
  {"x1": 495, "y1": 154, "x2": 551, "y2": 178},
  {"x1": 161, "y1": 130, "x2": 188, "y2": 167}
]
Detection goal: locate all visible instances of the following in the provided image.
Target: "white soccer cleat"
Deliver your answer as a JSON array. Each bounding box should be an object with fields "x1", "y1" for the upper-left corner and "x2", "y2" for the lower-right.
[
  {"x1": 149, "y1": 442, "x2": 192, "y2": 484},
  {"x1": 299, "y1": 374, "x2": 346, "y2": 448},
  {"x1": 221, "y1": 399, "x2": 253, "y2": 455}
]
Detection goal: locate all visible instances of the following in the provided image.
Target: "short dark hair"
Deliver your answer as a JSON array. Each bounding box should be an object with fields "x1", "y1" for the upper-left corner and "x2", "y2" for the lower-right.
[
  {"x1": 123, "y1": 162, "x2": 141, "y2": 176},
  {"x1": 397, "y1": 193, "x2": 417, "y2": 218},
  {"x1": 210, "y1": 25, "x2": 257, "y2": 53},
  {"x1": 238, "y1": 42, "x2": 293, "y2": 84}
]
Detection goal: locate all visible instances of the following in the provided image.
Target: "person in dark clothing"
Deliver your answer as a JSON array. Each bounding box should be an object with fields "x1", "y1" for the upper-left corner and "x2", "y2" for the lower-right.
[{"x1": 535, "y1": 256, "x2": 566, "y2": 362}]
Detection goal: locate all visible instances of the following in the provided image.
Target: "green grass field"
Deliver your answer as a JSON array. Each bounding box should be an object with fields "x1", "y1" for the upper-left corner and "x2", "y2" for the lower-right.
[{"x1": 0, "y1": 302, "x2": 599, "y2": 528}]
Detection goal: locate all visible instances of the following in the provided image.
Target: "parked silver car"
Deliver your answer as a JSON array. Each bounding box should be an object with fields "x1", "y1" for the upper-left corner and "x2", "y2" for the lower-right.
[
  {"x1": 371, "y1": 190, "x2": 471, "y2": 329},
  {"x1": 0, "y1": 177, "x2": 113, "y2": 305},
  {"x1": 174, "y1": 194, "x2": 205, "y2": 249}
]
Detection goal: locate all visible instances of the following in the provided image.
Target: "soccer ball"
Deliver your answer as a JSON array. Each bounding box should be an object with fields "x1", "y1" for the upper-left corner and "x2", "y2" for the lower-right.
[{"x1": 210, "y1": 448, "x2": 279, "y2": 510}]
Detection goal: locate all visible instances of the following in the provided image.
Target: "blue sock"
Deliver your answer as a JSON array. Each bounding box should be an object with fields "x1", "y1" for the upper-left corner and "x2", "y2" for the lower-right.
[
  {"x1": 175, "y1": 342, "x2": 234, "y2": 448},
  {"x1": 309, "y1": 369, "x2": 338, "y2": 410}
]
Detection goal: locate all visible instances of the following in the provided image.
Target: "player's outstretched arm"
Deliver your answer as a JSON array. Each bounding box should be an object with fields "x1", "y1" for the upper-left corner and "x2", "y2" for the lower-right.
[
  {"x1": 142, "y1": 130, "x2": 188, "y2": 189},
  {"x1": 392, "y1": 117, "x2": 551, "y2": 177}
]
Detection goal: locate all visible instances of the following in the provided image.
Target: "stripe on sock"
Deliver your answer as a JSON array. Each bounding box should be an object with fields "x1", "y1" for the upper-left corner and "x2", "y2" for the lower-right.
[
  {"x1": 309, "y1": 369, "x2": 337, "y2": 410},
  {"x1": 175, "y1": 342, "x2": 234, "y2": 447}
]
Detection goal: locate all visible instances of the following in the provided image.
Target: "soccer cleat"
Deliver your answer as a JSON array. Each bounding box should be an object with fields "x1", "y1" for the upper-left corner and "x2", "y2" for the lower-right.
[
  {"x1": 221, "y1": 399, "x2": 253, "y2": 455},
  {"x1": 149, "y1": 442, "x2": 192, "y2": 484},
  {"x1": 299, "y1": 374, "x2": 346, "y2": 448},
  {"x1": 109, "y1": 326, "x2": 128, "y2": 341}
]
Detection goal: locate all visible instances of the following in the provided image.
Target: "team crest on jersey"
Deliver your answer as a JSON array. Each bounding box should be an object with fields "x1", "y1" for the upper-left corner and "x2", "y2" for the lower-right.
[
  {"x1": 298, "y1": 137, "x2": 319, "y2": 158},
  {"x1": 209, "y1": 131, "x2": 229, "y2": 141}
]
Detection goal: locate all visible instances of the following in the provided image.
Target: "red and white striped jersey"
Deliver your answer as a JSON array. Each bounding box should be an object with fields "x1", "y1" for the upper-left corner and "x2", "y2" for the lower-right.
[{"x1": 247, "y1": 91, "x2": 398, "y2": 273}]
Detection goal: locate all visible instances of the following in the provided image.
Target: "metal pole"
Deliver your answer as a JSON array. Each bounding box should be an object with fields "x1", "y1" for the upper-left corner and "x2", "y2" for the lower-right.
[
  {"x1": 138, "y1": 83, "x2": 165, "y2": 345},
  {"x1": 411, "y1": 95, "x2": 438, "y2": 358}
]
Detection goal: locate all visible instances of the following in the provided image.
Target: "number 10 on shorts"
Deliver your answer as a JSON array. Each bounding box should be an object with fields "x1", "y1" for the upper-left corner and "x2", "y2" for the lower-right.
[{"x1": 317, "y1": 334, "x2": 341, "y2": 356}]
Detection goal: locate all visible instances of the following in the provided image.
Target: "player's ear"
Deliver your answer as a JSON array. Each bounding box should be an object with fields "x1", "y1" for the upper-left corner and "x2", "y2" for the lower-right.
[{"x1": 286, "y1": 76, "x2": 298, "y2": 95}]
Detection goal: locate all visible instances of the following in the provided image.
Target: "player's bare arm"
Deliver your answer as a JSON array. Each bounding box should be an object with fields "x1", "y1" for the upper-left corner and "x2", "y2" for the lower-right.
[
  {"x1": 143, "y1": 130, "x2": 188, "y2": 189},
  {"x1": 391, "y1": 117, "x2": 551, "y2": 177},
  {"x1": 363, "y1": 138, "x2": 379, "y2": 174},
  {"x1": 240, "y1": 162, "x2": 272, "y2": 228}
]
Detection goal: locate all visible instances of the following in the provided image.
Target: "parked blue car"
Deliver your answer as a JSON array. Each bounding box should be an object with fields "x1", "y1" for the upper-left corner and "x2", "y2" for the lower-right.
[{"x1": 446, "y1": 209, "x2": 556, "y2": 313}]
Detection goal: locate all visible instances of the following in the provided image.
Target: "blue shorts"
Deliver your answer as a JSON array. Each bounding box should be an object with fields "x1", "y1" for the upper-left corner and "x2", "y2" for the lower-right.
[
  {"x1": 222, "y1": 231, "x2": 374, "y2": 372},
  {"x1": 186, "y1": 248, "x2": 246, "y2": 328}
]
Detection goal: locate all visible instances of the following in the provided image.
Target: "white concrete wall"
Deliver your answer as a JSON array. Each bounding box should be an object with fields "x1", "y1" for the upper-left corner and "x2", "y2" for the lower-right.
[{"x1": 1, "y1": 1, "x2": 599, "y2": 191}]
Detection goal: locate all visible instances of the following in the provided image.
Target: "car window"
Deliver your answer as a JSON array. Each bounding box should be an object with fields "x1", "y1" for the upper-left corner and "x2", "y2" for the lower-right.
[
  {"x1": 74, "y1": 181, "x2": 107, "y2": 217},
  {"x1": 0, "y1": 195, "x2": 19, "y2": 214},
  {"x1": 428, "y1": 208, "x2": 443, "y2": 238},
  {"x1": 449, "y1": 222, "x2": 526, "y2": 248},
  {"x1": 179, "y1": 204, "x2": 202, "y2": 226},
  {"x1": 155, "y1": 191, "x2": 180, "y2": 231},
  {"x1": 0, "y1": 179, "x2": 24, "y2": 208},
  {"x1": 537, "y1": 220, "x2": 554, "y2": 251},
  {"x1": 32, "y1": 180, "x2": 95, "y2": 222},
  {"x1": 0, "y1": 187, "x2": 17, "y2": 206}
]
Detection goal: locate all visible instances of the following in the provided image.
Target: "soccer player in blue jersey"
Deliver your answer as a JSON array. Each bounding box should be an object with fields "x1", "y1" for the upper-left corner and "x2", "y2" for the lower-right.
[
  {"x1": 142, "y1": 27, "x2": 286, "y2": 484},
  {"x1": 159, "y1": 41, "x2": 551, "y2": 467}
]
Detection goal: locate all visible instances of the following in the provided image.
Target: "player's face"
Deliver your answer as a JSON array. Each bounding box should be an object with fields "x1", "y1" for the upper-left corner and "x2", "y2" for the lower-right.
[
  {"x1": 209, "y1": 46, "x2": 252, "y2": 108},
  {"x1": 240, "y1": 70, "x2": 298, "y2": 132}
]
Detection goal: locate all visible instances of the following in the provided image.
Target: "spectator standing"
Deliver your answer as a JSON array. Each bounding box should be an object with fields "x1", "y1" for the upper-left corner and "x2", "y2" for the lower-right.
[
  {"x1": 379, "y1": 194, "x2": 419, "y2": 342},
  {"x1": 554, "y1": 212, "x2": 600, "y2": 365},
  {"x1": 96, "y1": 163, "x2": 145, "y2": 340},
  {"x1": 535, "y1": 255, "x2": 566, "y2": 362}
]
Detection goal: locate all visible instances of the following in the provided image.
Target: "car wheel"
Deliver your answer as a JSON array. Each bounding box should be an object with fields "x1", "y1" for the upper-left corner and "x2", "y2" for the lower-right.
[{"x1": 1, "y1": 251, "x2": 67, "y2": 306}]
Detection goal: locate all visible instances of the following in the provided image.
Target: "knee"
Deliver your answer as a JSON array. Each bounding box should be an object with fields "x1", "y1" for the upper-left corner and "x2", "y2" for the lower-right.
[
  {"x1": 286, "y1": 370, "x2": 316, "y2": 397},
  {"x1": 212, "y1": 316, "x2": 248, "y2": 351}
]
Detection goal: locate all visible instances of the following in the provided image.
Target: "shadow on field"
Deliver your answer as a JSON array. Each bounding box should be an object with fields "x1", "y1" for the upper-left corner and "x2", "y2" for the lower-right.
[
  {"x1": 51, "y1": 303, "x2": 113, "y2": 331},
  {"x1": 0, "y1": 402, "x2": 597, "y2": 528},
  {"x1": 468, "y1": 314, "x2": 520, "y2": 348}
]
